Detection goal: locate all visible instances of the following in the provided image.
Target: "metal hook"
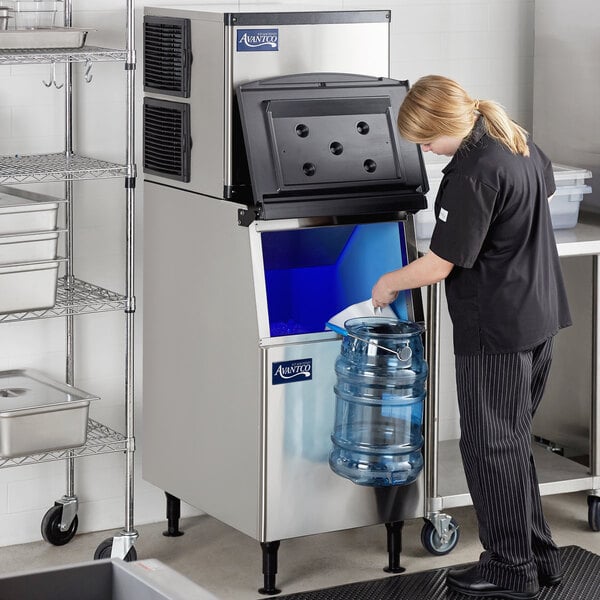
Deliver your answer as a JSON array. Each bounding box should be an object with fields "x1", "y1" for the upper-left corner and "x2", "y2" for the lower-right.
[
  {"x1": 84, "y1": 59, "x2": 93, "y2": 84},
  {"x1": 53, "y1": 62, "x2": 64, "y2": 89},
  {"x1": 42, "y1": 62, "x2": 64, "y2": 89},
  {"x1": 42, "y1": 62, "x2": 54, "y2": 87}
]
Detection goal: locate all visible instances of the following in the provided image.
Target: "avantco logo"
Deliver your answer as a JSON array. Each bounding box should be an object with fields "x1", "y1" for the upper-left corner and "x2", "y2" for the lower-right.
[
  {"x1": 272, "y1": 358, "x2": 312, "y2": 385},
  {"x1": 236, "y1": 28, "x2": 279, "y2": 52}
]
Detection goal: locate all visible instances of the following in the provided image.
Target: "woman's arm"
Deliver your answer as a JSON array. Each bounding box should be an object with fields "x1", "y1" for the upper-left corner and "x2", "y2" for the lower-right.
[{"x1": 371, "y1": 251, "x2": 455, "y2": 308}]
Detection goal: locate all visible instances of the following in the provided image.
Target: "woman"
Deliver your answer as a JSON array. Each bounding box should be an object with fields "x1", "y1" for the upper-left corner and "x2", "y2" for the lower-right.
[{"x1": 372, "y1": 75, "x2": 571, "y2": 600}]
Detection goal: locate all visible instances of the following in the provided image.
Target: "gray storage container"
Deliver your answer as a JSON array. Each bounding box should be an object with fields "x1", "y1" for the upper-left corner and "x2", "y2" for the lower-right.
[
  {"x1": 0, "y1": 369, "x2": 98, "y2": 458},
  {"x1": 0, "y1": 260, "x2": 58, "y2": 313},
  {"x1": 0, "y1": 558, "x2": 218, "y2": 600},
  {"x1": 551, "y1": 164, "x2": 593, "y2": 229}
]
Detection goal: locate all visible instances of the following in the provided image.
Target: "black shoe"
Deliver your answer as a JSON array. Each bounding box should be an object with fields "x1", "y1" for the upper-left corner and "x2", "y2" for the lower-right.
[
  {"x1": 538, "y1": 571, "x2": 563, "y2": 586},
  {"x1": 446, "y1": 564, "x2": 540, "y2": 599}
]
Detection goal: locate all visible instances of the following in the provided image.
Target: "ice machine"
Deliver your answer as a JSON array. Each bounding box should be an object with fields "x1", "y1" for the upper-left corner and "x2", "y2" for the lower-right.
[{"x1": 142, "y1": 7, "x2": 429, "y2": 594}]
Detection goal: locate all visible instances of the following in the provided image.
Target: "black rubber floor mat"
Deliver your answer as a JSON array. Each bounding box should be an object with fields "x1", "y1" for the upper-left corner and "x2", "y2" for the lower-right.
[{"x1": 271, "y1": 546, "x2": 599, "y2": 600}]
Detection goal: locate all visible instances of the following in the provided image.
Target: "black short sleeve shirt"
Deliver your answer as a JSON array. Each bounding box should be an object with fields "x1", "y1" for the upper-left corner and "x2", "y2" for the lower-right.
[{"x1": 429, "y1": 118, "x2": 572, "y2": 354}]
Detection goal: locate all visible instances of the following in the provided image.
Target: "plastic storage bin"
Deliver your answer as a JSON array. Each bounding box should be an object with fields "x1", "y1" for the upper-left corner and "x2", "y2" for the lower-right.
[
  {"x1": 551, "y1": 164, "x2": 593, "y2": 229},
  {"x1": 0, "y1": 558, "x2": 218, "y2": 600},
  {"x1": 414, "y1": 161, "x2": 592, "y2": 238},
  {"x1": 13, "y1": 0, "x2": 62, "y2": 29},
  {"x1": 0, "y1": 369, "x2": 98, "y2": 458}
]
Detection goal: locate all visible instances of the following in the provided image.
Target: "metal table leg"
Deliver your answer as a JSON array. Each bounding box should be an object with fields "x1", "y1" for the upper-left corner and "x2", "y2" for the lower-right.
[{"x1": 422, "y1": 282, "x2": 459, "y2": 554}]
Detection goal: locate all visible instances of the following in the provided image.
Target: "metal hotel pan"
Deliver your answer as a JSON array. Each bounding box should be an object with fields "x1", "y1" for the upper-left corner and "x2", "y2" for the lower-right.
[
  {"x1": 0, "y1": 260, "x2": 59, "y2": 313},
  {"x1": 0, "y1": 230, "x2": 59, "y2": 264},
  {"x1": 0, "y1": 27, "x2": 88, "y2": 49},
  {"x1": 0, "y1": 369, "x2": 99, "y2": 458},
  {"x1": 0, "y1": 190, "x2": 59, "y2": 234}
]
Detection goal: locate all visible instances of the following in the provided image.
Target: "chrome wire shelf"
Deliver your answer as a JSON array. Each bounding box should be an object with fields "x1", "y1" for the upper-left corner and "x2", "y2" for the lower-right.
[
  {"x1": 0, "y1": 276, "x2": 127, "y2": 323},
  {"x1": 0, "y1": 46, "x2": 127, "y2": 65},
  {"x1": 0, "y1": 419, "x2": 127, "y2": 469},
  {"x1": 0, "y1": 153, "x2": 128, "y2": 184}
]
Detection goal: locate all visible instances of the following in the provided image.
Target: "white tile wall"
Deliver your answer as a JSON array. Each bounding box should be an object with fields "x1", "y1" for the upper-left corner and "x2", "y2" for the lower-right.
[{"x1": 0, "y1": 0, "x2": 534, "y2": 546}]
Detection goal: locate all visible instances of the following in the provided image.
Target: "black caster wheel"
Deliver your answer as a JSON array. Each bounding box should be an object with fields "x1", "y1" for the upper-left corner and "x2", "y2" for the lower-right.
[
  {"x1": 94, "y1": 537, "x2": 138, "y2": 562},
  {"x1": 588, "y1": 495, "x2": 600, "y2": 532},
  {"x1": 421, "y1": 518, "x2": 460, "y2": 555},
  {"x1": 41, "y1": 504, "x2": 78, "y2": 546}
]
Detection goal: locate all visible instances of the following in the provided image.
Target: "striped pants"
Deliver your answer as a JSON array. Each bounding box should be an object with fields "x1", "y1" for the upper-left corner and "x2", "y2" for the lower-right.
[{"x1": 455, "y1": 337, "x2": 561, "y2": 592}]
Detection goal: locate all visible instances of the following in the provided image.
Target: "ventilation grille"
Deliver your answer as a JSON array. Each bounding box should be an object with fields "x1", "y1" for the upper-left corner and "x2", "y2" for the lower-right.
[
  {"x1": 143, "y1": 98, "x2": 191, "y2": 182},
  {"x1": 144, "y1": 16, "x2": 191, "y2": 97}
]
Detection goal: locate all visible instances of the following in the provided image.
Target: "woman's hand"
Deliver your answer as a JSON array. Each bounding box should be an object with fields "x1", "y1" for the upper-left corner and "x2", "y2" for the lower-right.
[
  {"x1": 372, "y1": 273, "x2": 399, "y2": 308},
  {"x1": 371, "y1": 251, "x2": 454, "y2": 308},
  {"x1": 371, "y1": 252, "x2": 454, "y2": 309}
]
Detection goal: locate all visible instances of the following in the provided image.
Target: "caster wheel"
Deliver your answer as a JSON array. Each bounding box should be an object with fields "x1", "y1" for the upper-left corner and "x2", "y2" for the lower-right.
[
  {"x1": 41, "y1": 505, "x2": 78, "y2": 546},
  {"x1": 94, "y1": 537, "x2": 138, "y2": 562},
  {"x1": 421, "y1": 518, "x2": 460, "y2": 555},
  {"x1": 588, "y1": 495, "x2": 600, "y2": 532}
]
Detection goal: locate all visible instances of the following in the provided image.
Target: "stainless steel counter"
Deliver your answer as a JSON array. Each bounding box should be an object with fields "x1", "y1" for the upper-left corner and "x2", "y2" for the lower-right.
[{"x1": 555, "y1": 212, "x2": 600, "y2": 257}]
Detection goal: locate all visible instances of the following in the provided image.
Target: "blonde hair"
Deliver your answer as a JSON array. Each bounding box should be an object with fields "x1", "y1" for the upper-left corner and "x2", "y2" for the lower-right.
[{"x1": 398, "y1": 75, "x2": 530, "y2": 157}]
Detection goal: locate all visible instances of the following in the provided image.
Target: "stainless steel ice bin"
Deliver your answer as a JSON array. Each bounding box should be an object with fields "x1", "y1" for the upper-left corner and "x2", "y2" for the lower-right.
[{"x1": 0, "y1": 369, "x2": 98, "y2": 458}]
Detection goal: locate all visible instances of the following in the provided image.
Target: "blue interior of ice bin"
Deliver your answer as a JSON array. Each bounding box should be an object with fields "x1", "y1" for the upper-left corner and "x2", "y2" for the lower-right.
[{"x1": 261, "y1": 221, "x2": 410, "y2": 336}]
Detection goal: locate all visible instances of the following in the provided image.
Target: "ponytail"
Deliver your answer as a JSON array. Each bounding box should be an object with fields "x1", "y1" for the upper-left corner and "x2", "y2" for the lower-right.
[
  {"x1": 398, "y1": 75, "x2": 530, "y2": 157},
  {"x1": 475, "y1": 99, "x2": 529, "y2": 156}
]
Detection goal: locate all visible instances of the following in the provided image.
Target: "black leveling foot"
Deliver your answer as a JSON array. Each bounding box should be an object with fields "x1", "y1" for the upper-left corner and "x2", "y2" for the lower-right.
[
  {"x1": 163, "y1": 492, "x2": 184, "y2": 537},
  {"x1": 259, "y1": 540, "x2": 281, "y2": 595},
  {"x1": 384, "y1": 521, "x2": 406, "y2": 573}
]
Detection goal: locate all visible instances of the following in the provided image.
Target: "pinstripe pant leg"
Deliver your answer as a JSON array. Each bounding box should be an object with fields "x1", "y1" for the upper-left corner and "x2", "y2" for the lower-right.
[
  {"x1": 455, "y1": 349, "x2": 540, "y2": 592},
  {"x1": 529, "y1": 338, "x2": 562, "y2": 576}
]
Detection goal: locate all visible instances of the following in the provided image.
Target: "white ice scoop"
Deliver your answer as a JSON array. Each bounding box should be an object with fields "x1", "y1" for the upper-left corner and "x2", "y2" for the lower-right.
[
  {"x1": 326, "y1": 300, "x2": 411, "y2": 361},
  {"x1": 326, "y1": 299, "x2": 396, "y2": 333}
]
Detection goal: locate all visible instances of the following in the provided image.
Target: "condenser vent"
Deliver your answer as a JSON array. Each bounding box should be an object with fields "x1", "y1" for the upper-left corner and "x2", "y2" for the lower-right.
[
  {"x1": 143, "y1": 98, "x2": 191, "y2": 182},
  {"x1": 144, "y1": 16, "x2": 192, "y2": 97}
]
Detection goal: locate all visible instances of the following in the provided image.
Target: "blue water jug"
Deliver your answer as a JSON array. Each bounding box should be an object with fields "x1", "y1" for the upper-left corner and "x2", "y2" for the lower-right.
[{"x1": 329, "y1": 317, "x2": 427, "y2": 486}]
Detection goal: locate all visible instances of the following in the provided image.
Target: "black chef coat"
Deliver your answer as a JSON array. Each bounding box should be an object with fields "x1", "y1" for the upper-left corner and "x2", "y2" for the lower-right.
[{"x1": 429, "y1": 118, "x2": 572, "y2": 354}]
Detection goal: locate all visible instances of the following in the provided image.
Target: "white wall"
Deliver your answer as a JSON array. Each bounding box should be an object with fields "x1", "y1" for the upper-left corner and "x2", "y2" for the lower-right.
[{"x1": 0, "y1": 0, "x2": 534, "y2": 546}]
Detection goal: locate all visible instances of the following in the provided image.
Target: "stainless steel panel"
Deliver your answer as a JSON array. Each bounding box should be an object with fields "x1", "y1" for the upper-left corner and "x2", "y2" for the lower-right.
[
  {"x1": 263, "y1": 340, "x2": 423, "y2": 541},
  {"x1": 143, "y1": 8, "x2": 226, "y2": 198},
  {"x1": 142, "y1": 187, "x2": 263, "y2": 539},
  {"x1": 533, "y1": 256, "x2": 592, "y2": 457},
  {"x1": 231, "y1": 22, "x2": 389, "y2": 87}
]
